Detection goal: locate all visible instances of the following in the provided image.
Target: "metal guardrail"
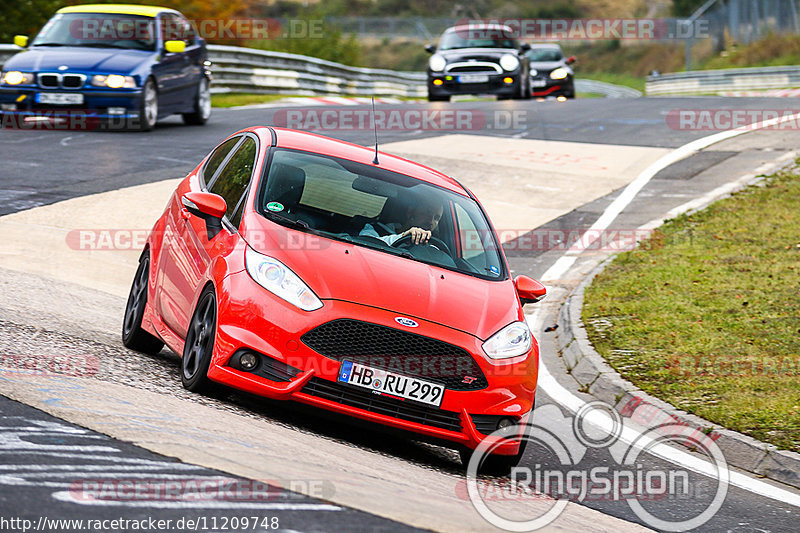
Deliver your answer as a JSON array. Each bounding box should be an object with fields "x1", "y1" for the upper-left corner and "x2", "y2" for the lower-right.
[
  {"x1": 206, "y1": 44, "x2": 426, "y2": 97},
  {"x1": 646, "y1": 64, "x2": 800, "y2": 95},
  {"x1": 576, "y1": 79, "x2": 641, "y2": 98},
  {"x1": 1, "y1": 43, "x2": 639, "y2": 99}
]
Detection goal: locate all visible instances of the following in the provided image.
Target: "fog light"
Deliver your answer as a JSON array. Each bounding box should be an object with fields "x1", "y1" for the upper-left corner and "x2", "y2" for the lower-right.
[
  {"x1": 432, "y1": 79, "x2": 444, "y2": 86},
  {"x1": 557, "y1": 96, "x2": 567, "y2": 102},
  {"x1": 107, "y1": 107, "x2": 126, "y2": 115},
  {"x1": 240, "y1": 352, "x2": 258, "y2": 371},
  {"x1": 1, "y1": 104, "x2": 17, "y2": 111},
  {"x1": 503, "y1": 77, "x2": 513, "y2": 84},
  {"x1": 497, "y1": 417, "x2": 515, "y2": 429}
]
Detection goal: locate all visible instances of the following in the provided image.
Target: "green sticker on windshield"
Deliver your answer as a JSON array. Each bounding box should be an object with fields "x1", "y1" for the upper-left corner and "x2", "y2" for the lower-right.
[{"x1": 266, "y1": 202, "x2": 284, "y2": 212}]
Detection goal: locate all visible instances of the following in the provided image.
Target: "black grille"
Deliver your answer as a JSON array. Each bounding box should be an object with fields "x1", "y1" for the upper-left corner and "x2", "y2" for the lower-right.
[
  {"x1": 301, "y1": 377, "x2": 463, "y2": 432},
  {"x1": 449, "y1": 65, "x2": 496, "y2": 73},
  {"x1": 61, "y1": 74, "x2": 84, "y2": 88},
  {"x1": 301, "y1": 319, "x2": 488, "y2": 391},
  {"x1": 471, "y1": 414, "x2": 505, "y2": 434},
  {"x1": 39, "y1": 74, "x2": 59, "y2": 88}
]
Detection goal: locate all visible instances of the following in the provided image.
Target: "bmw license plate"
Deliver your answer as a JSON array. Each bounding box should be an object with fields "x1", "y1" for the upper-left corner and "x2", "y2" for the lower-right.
[
  {"x1": 36, "y1": 93, "x2": 84, "y2": 105},
  {"x1": 530, "y1": 79, "x2": 547, "y2": 87},
  {"x1": 338, "y1": 360, "x2": 444, "y2": 407},
  {"x1": 458, "y1": 74, "x2": 489, "y2": 83}
]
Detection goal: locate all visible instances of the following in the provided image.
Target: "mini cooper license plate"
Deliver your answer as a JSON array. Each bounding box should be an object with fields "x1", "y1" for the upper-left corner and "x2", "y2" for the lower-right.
[
  {"x1": 36, "y1": 93, "x2": 84, "y2": 105},
  {"x1": 338, "y1": 360, "x2": 444, "y2": 407},
  {"x1": 458, "y1": 74, "x2": 489, "y2": 83},
  {"x1": 530, "y1": 79, "x2": 548, "y2": 87}
]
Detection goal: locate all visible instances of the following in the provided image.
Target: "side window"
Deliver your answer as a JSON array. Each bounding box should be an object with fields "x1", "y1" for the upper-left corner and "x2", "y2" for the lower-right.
[
  {"x1": 208, "y1": 137, "x2": 258, "y2": 225},
  {"x1": 176, "y1": 15, "x2": 196, "y2": 46},
  {"x1": 202, "y1": 137, "x2": 240, "y2": 186}
]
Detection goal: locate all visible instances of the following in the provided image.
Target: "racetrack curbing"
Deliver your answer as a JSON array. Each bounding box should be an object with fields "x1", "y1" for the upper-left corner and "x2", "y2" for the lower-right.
[{"x1": 553, "y1": 182, "x2": 800, "y2": 492}]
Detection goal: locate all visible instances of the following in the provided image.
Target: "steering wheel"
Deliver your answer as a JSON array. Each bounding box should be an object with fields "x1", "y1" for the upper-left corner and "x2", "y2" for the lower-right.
[{"x1": 391, "y1": 234, "x2": 452, "y2": 256}]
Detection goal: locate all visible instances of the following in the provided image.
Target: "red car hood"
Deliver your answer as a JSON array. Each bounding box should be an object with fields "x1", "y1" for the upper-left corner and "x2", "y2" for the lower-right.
[{"x1": 243, "y1": 222, "x2": 520, "y2": 340}]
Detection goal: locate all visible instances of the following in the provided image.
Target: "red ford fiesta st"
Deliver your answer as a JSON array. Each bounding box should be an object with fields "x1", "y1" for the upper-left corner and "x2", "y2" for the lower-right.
[{"x1": 123, "y1": 126, "x2": 546, "y2": 472}]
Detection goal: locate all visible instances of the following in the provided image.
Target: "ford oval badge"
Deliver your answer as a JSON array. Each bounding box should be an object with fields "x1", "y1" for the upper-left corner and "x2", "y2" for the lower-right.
[{"x1": 395, "y1": 317, "x2": 418, "y2": 328}]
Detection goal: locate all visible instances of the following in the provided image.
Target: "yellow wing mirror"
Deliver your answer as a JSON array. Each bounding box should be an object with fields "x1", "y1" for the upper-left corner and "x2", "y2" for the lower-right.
[
  {"x1": 13, "y1": 35, "x2": 28, "y2": 48},
  {"x1": 164, "y1": 40, "x2": 185, "y2": 53}
]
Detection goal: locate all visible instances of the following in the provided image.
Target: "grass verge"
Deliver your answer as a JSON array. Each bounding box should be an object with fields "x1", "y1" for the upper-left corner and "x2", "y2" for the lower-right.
[
  {"x1": 211, "y1": 93, "x2": 299, "y2": 108},
  {"x1": 582, "y1": 166, "x2": 800, "y2": 452}
]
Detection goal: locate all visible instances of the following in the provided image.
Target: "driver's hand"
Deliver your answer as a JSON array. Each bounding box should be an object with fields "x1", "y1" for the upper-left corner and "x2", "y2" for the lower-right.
[{"x1": 403, "y1": 227, "x2": 431, "y2": 244}]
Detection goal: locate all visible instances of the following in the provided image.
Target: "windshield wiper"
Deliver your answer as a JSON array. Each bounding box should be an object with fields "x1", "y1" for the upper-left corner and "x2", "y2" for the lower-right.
[
  {"x1": 32, "y1": 42, "x2": 68, "y2": 47},
  {"x1": 263, "y1": 211, "x2": 312, "y2": 232}
]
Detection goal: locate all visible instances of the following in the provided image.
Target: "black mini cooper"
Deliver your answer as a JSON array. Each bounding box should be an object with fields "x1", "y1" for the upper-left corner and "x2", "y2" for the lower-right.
[{"x1": 425, "y1": 24, "x2": 530, "y2": 102}]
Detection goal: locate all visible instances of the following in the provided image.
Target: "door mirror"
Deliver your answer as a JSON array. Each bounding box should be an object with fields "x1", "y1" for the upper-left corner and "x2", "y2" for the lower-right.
[
  {"x1": 425, "y1": 44, "x2": 436, "y2": 54},
  {"x1": 182, "y1": 192, "x2": 226, "y2": 239},
  {"x1": 565, "y1": 55, "x2": 576, "y2": 65},
  {"x1": 519, "y1": 42, "x2": 531, "y2": 52},
  {"x1": 164, "y1": 40, "x2": 186, "y2": 53},
  {"x1": 515, "y1": 275, "x2": 546, "y2": 305},
  {"x1": 13, "y1": 35, "x2": 28, "y2": 48}
]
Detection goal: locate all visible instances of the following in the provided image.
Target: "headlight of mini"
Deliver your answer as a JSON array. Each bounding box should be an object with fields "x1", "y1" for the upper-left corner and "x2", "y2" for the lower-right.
[
  {"x1": 245, "y1": 246, "x2": 322, "y2": 311},
  {"x1": 483, "y1": 321, "x2": 532, "y2": 360},
  {"x1": 1, "y1": 71, "x2": 34, "y2": 85},
  {"x1": 550, "y1": 67, "x2": 569, "y2": 80},
  {"x1": 499, "y1": 54, "x2": 520, "y2": 71},
  {"x1": 428, "y1": 54, "x2": 446, "y2": 72},
  {"x1": 91, "y1": 74, "x2": 136, "y2": 89}
]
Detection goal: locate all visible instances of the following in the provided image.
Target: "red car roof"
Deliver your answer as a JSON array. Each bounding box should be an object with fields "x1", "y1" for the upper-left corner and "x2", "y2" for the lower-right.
[{"x1": 263, "y1": 127, "x2": 471, "y2": 197}]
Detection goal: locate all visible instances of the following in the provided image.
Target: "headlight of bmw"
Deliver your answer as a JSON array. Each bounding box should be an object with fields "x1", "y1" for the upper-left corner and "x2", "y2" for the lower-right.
[
  {"x1": 483, "y1": 321, "x2": 532, "y2": 360},
  {"x1": 245, "y1": 246, "x2": 323, "y2": 311},
  {"x1": 428, "y1": 54, "x2": 446, "y2": 72},
  {"x1": 499, "y1": 54, "x2": 520, "y2": 71},
  {"x1": 1, "y1": 71, "x2": 35, "y2": 85},
  {"x1": 91, "y1": 74, "x2": 136, "y2": 89},
  {"x1": 550, "y1": 67, "x2": 569, "y2": 80}
]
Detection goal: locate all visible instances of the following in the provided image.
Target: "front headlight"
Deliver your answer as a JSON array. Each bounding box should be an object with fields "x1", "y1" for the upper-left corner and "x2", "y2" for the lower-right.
[
  {"x1": 91, "y1": 74, "x2": 136, "y2": 89},
  {"x1": 550, "y1": 67, "x2": 569, "y2": 80},
  {"x1": 245, "y1": 246, "x2": 323, "y2": 311},
  {"x1": 483, "y1": 321, "x2": 532, "y2": 360},
  {"x1": 499, "y1": 54, "x2": 520, "y2": 71},
  {"x1": 1, "y1": 71, "x2": 35, "y2": 85},
  {"x1": 428, "y1": 54, "x2": 446, "y2": 72}
]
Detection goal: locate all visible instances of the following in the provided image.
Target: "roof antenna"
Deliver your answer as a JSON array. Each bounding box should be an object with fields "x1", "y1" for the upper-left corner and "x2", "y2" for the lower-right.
[{"x1": 371, "y1": 97, "x2": 380, "y2": 165}]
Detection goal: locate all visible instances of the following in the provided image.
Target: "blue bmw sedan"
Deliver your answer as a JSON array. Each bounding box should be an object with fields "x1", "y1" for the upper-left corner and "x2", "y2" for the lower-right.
[{"x1": 0, "y1": 4, "x2": 211, "y2": 131}]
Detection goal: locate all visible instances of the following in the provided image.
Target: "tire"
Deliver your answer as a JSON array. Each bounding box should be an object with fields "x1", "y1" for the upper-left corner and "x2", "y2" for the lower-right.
[
  {"x1": 137, "y1": 77, "x2": 158, "y2": 132},
  {"x1": 427, "y1": 93, "x2": 450, "y2": 102},
  {"x1": 181, "y1": 286, "x2": 219, "y2": 394},
  {"x1": 122, "y1": 252, "x2": 165, "y2": 354},
  {"x1": 182, "y1": 77, "x2": 211, "y2": 126},
  {"x1": 460, "y1": 437, "x2": 529, "y2": 477}
]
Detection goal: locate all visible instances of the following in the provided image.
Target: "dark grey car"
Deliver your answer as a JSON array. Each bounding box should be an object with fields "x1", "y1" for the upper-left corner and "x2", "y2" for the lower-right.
[{"x1": 425, "y1": 24, "x2": 530, "y2": 102}]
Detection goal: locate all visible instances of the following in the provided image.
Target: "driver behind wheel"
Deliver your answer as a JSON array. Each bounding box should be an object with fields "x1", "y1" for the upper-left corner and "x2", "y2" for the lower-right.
[{"x1": 359, "y1": 194, "x2": 443, "y2": 246}]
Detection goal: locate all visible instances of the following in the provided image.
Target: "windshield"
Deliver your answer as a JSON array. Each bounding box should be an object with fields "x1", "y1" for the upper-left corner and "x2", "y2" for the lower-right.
[
  {"x1": 32, "y1": 13, "x2": 157, "y2": 51},
  {"x1": 257, "y1": 149, "x2": 506, "y2": 280},
  {"x1": 527, "y1": 48, "x2": 564, "y2": 62},
  {"x1": 439, "y1": 29, "x2": 517, "y2": 50}
]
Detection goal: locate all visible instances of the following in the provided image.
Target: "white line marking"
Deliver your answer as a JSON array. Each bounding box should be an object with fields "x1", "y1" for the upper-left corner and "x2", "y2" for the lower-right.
[
  {"x1": 155, "y1": 156, "x2": 194, "y2": 165},
  {"x1": 540, "y1": 112, "x2": 800, "y2": 283}
]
